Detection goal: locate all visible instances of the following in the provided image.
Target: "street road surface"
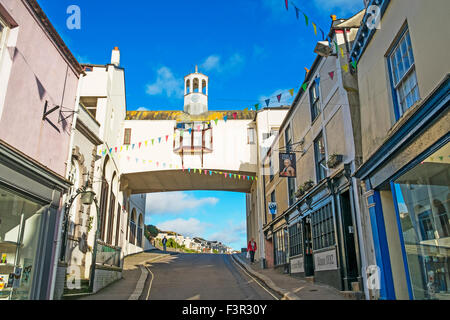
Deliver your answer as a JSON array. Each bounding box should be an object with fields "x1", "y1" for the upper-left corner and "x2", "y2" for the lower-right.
[{"x1": 141, "y1": 253, "x2": 280, "y2": 300}]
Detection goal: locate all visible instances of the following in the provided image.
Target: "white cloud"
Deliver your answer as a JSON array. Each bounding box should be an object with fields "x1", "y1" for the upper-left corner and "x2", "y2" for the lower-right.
[
  {"x1": 146, "y1": 192, "x2": 219, "y2": 215},
  {"x1": 201, "y1": 55, "x2": 221, "y2": 72},
  {"x1": 259, "y1": 88, "x2": 295, "y2": 107},
  {"x1": 156, "y1": 218, "x2": 211, "y2": 238},
  {"x1": 208, "y1": 221, "x2": 246, "y2": 247},
  {"x1": 146, "y1": 66, "x2": 184, "y2": 98},
  {"x1": 77, "y1": 55, "x2": 91, "y2": 64},
  {"x1": 136, "y1": 107, "x2": 149, "y2": 111},
  {"x1": 200, "y1": 53, "x2": 245, "y2": 74}
]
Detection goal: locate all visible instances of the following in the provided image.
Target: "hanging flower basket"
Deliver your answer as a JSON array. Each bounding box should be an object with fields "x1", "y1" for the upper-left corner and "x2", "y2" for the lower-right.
[{"x1": 327, "y1": 154, "x2": 343, "y2": 169}]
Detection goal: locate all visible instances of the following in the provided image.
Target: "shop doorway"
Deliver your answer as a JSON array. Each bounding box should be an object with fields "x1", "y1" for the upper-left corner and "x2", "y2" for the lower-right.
[
  {"x1": 340, "y1": 191, "x2": 359, "y2": 290},
  {"x1": 303, "y1": 216, "x2": 314, "y2": 277}
]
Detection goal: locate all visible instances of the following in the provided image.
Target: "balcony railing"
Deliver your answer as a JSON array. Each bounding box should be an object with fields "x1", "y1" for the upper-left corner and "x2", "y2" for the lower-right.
[{"x1": 173, "y1": 123, "x2": 213, "y2": 153}]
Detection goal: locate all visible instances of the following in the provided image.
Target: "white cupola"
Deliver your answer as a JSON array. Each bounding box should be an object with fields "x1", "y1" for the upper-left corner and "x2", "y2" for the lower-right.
[{"x1": 184, "y1": 65, "x2": 208, "y2": 115}]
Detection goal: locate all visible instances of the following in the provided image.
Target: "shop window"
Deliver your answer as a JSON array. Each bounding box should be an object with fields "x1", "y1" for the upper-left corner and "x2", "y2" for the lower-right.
[
  {"x1": 0, "y1": 187, "x2": 44, "y2": 300},
  {"x1": 392, "y1": 142, "x2": 450, "y2": 300},
  {"x1": 311, "y1": 203, "x2": 335, "y2": 251},
  {"x1": 289, "y1": 222, "x2": 303, "y2": 257},
  {"x1": 388, "y1": 28, "x2": 420, "y2": 118}
]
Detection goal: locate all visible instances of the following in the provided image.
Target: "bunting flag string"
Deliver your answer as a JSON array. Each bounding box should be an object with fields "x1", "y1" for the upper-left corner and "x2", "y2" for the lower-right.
[{"x1": 119, "y1": 156, "x2": 259, "y2": 182}]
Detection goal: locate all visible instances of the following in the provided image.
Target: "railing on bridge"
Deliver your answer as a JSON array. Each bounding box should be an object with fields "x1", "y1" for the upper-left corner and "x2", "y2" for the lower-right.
[{"x1": 96, "y1": 240, "x2": 121, "y2": 268}]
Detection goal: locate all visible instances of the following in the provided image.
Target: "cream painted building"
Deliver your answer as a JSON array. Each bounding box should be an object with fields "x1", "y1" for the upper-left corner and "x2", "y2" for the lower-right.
[{"x1": 351, "y1": 0, "x2": 450, "y2": 300}]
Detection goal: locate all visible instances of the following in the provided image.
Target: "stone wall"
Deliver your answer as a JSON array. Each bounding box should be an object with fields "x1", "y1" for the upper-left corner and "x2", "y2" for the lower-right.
[{"x1": 93, "y1": 267, "x2": 122, "y2": 293}]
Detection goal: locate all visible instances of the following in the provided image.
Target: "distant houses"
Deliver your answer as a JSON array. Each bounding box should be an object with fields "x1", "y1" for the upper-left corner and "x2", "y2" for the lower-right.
[{"x1": 155, "y1": 232, "x2": 233, "y2": 254}]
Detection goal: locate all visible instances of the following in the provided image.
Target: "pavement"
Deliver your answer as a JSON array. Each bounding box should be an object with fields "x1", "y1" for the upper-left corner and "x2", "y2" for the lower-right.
[{"x1": 232, "y1": 253, "x2": 353, "y2": 300}]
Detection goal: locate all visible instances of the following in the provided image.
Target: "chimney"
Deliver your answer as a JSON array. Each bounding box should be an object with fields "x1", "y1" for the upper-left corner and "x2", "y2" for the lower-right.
[{"x1": 111, "y1": 47, "x2": 120, "y2": 66}]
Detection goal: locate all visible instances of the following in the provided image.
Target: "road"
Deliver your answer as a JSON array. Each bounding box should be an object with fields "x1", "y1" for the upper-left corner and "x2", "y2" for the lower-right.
[{"x1": 140, "y1": 253, "x2": 281, "y2": 300}]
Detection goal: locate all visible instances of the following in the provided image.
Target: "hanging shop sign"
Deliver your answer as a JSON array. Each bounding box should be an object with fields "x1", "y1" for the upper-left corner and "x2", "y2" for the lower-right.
[{"x1": 279, "y1": 153, "x2": 297, "y2": 178}]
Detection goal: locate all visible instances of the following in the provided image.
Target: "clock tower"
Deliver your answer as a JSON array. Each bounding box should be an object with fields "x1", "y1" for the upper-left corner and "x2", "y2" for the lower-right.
[{"x1": 184, "y1": 65, "x2": 208, "y2": 115}]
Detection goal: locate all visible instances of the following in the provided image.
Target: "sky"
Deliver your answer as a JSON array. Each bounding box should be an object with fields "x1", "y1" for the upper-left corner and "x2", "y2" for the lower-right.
[{"x1": 37, "y1": 0, "x2": 364, "y2": 250}]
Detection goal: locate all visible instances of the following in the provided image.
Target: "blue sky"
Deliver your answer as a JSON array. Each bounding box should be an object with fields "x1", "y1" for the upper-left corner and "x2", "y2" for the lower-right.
[{"x1": 38, "y1": 0, "x2": 364, "y2": 250}]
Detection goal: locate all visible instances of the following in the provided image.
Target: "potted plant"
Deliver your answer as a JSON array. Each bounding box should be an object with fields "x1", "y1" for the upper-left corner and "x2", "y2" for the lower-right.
[
  {"x1": 303, "y1": 180, "x2": 315, "y2": 191},
  {"x1": 295, "y1": 186, "x2": 305, "y2": 198},
  {"x1": 327, "y1": 153, "x2": 343, "y2": 169}
]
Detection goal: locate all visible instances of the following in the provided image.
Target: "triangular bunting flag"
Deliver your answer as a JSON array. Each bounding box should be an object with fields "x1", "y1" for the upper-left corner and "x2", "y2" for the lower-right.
[
  {"x1": 277, "y1": 94, "x2": 282, "y2": 103},
  {"x1": 165, "y1": 135, "x2": 169, "y2": 142},
  {"x1": 340, "y1": 47, "x2": 345, "y2": 58},
  {"x1": 265, "y1": 99, "x2": 270, "y2": 107},
  {"x1": 351, "y1": 60, "x2": 357, "y2": 70},
  {"x1": 320, "y1": 28, "x2": 325, "y2": 40},
  {"x1": 138, "y1": 142, "x2": 142, "y2": 149},
  {"x1": 303, "y1": 13, "x2": 309, "y2": 26},
  {"x1": 223, "y1": 116, "x2": 228, "y2": 122},
  {"x1": 329, "y1": 71, "x2": 335, "y2": 80},
  {"x1": 294, "y1": 6, "x2": 300, "y2": 19},
  {"x1": 342, "y1": 64, "x2": 349, "y2": 73},
  {"x1": 301, "y1": 82, "x2": 308, "y2": 91},
  {"x1": 151, "y1": 139, "x2": 154, "y2": 145},
  {"x1": 233, "y1": 112, "x2": 237, "y2": 120},
  {"x1": 289, "y1": 89, "x2": 295, "y2": 96},
  {"x1": 312, "y1": 22, "x2": 317, "y2": 35},
  {"x1": 285, "y1": 0, "x2": 288, "y2": 11},
  {"x1": 158, "y1": 137, "x2": 162, "y2": 143},
  {"x1": 214, "y1": 119, "x2": 219, "y2": 125}
]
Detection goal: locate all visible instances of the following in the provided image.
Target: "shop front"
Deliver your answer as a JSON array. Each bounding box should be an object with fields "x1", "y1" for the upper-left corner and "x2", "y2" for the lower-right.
[
  {"x1": 0, "y1": 141, "x2": 70, "y2": 300},
  {"x1": 288, "y1": 174, "x2": 362, "y2": 292},
  {"x1": 391, "y1": 141, "x2": 449, "y2": 300}
]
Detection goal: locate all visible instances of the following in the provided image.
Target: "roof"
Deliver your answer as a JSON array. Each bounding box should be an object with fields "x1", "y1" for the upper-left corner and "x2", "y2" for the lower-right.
[{"x1": 126, "y1": 110, "x2": 256, "y2": 121}]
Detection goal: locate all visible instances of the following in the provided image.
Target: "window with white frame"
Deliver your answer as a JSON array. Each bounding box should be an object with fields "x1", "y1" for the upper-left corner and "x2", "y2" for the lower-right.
[
  {"x1": 247, "y1": 127, "x2": 256, "y2": 144},
  {"x1": 389, "y1": 29, "x2": 420, "y2": 117},
  {"x1": 0, "y1": 17, "x2": 7, "y2": 71}
]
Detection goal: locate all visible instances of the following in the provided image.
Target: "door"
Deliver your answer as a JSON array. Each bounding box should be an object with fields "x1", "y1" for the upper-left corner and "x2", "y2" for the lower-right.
[
  {"x1": 303, "y1": 216, "x2": 314, "y2": 276},
  {"x1": 340, "y1": 191, "x2": 359, "y2": 289}
]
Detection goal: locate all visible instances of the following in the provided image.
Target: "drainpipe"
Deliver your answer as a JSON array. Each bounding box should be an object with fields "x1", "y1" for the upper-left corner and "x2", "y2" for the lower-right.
[{"x1": 48, "y1": 72, "x2": 85, "y2": 300}]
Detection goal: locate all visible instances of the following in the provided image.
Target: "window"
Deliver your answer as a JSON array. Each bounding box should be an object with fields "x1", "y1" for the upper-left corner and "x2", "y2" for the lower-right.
[
  {"x1": 389, "y1": 29, "x2": 420, "y2": 117},
  {"x1": 285, "y1": 125, "x2": 292, "y2": 152},
  {"x1": 0, "y1": 187, "x2": 44, "y2": 300},
  {"x1": 271, "y1": 191, "x2": 276, "y2": 203},
  {"x1": 247, "y1": 128, "x2": 256, "y2": 144},
  {"x1": 392, "y1": 142, "x2": 450, "y2": 300},
  {"x1": 314, "y1": 133, "x2": 327, "y2": 182},
  {"x1": 311, "y1": 203, "x2": 335, "y2": 250},
  {"x1": 269, "y1": 155, "x2": 274, "y2": 181},
  {"x1": 288, "y1": 178, "x2": 296, "y2": 206},
  {"x1": 309, "y1": 79, "x2": 320, "y2": 122},
  {"x1": 123, "y1": 128, "x2": 132, "y2": 145},
  {"x1": 274, "y1": 228, "x2": 287, "y2": 266},
  {"x1": 289, "y1": 222, "x2": 303, "y2": 257},
  {"x1": 0, "y1": 17, "x2": 8, "y2": 69}
]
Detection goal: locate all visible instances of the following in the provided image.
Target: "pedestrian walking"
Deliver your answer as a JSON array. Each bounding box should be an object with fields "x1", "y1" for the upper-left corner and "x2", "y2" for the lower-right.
[
  {"x1": 247, "y1": 238, "x2": 257, "y2": 264},
  {"x1": 162, "y1": 236, "x2": 168, "y2": 252}
]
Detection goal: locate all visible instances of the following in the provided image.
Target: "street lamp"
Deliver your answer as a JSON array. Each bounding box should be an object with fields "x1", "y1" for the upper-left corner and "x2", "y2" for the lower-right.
[{"x1": 59, "y1": 183, "x2": 100, "y2": 293}]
